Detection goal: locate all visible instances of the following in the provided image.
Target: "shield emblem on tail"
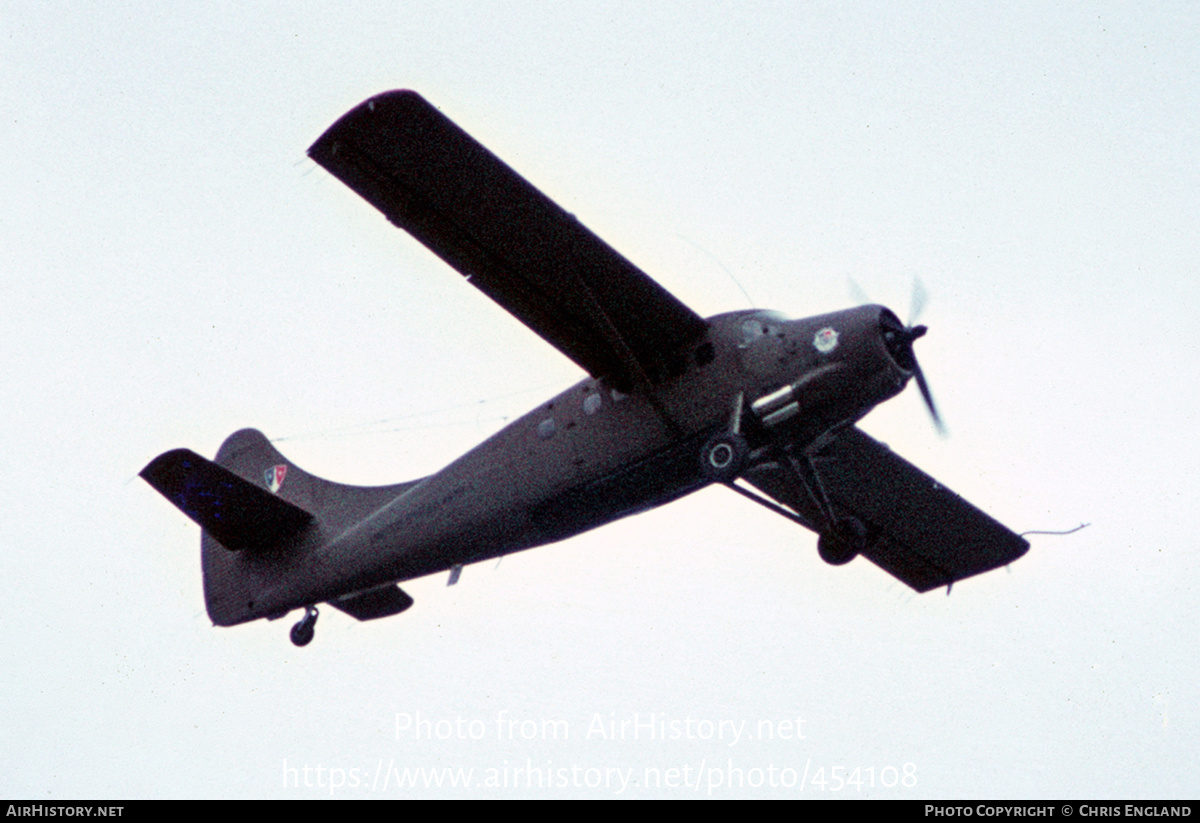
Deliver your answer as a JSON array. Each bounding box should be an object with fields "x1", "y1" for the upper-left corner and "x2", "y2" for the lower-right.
[{"x1": 264, "y1": 464, "x2": 287, "y2": 493}]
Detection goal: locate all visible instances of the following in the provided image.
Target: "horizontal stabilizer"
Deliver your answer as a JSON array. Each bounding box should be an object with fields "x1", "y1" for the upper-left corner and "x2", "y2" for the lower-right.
[
  {"x1": 329, "y1": 585, "x2": 414, "y2": 621},
  {"x1": 141, "y1": 449, "x2": 313, "y2": 554}
]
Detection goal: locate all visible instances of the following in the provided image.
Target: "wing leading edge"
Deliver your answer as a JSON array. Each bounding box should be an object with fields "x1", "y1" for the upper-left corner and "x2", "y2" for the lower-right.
[
  {"x1": 744, "y1": 427, "x2": 1029, "y2": 592},
  {"x1": 308, "y1": 90, "x2": 708, "y2": 389}
]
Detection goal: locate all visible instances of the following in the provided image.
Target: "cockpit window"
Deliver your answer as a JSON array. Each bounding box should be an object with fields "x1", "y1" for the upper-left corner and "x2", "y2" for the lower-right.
[
  {"x1": 739, "y1": 319, "x2": 767, "y2": 348},
  {"x1": 738, "y1": 313, "x2": 785, "y2": 348}
]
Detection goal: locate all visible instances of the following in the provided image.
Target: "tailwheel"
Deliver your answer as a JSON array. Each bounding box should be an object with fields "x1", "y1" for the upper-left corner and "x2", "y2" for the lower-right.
[
  {"x1": 700, "y1": 432, "x2": 748, "y2": 482},
  {"x1": 290, "y1": 605, "x2": 319, "y2": 647},
  {"x1": 817, "y1": 517, "x2": 867, "y2": 566}
]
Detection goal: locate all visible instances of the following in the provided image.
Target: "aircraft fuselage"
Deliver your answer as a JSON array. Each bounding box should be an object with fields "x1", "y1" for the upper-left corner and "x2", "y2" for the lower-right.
[
  {"x1": 252, "y1": 305, "x2": 911, "y2": 616},
  {"x1": 141, "y1": 90, "x2": 1027, "y2": 646}
]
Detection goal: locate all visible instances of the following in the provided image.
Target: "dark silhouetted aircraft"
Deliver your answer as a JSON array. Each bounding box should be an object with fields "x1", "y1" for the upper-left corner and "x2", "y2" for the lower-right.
[{"x1": 141, "y1": 91, "x2": 1028, "y2": 646}]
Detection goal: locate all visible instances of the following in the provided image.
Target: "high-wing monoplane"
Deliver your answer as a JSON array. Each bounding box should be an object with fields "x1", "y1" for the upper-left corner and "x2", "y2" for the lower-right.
[{"x1": 141, "y1": 91, "x2": 1028, "y2": 646}]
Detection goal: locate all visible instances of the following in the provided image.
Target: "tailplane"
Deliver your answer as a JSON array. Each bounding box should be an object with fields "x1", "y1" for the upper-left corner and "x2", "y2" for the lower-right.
[
  {"x1": 142, "y1": 429, "x2": 424, "y2": 626},
  {"x1": 140, "y1": 448, "x2": 313, "y2": 554}
]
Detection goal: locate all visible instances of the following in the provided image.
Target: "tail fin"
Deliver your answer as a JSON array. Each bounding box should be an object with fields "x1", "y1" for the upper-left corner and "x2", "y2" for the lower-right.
[{"x1": 142, "y1": 428, "x2": 424, "y2": 626}]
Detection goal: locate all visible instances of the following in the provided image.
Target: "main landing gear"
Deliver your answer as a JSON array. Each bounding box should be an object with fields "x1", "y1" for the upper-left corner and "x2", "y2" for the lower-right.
[
  {"x1": 784, "y1": 450, "x2": 871, "y2": 567},
  {"x1": 720, "y1": 438, "x2": 871, "y2": 567},
  {"x1": 290, "y1": 605, "x2": 319, "y2": 647},
  {"x1": 702, "y1": 391, "x2": 871, "y2": 567}
]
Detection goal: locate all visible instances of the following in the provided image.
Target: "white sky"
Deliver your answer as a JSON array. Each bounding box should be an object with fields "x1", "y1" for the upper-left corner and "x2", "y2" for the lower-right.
[{"x1": 3, "y1": 1, "x2": 1198, "y2": 799}]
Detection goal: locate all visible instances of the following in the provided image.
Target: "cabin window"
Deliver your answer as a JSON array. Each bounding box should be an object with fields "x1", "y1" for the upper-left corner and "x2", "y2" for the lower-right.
[
  {"x1": 536, "y1": 418, "x2": 556, "y2": 439},
  {"x1": 583, "y1": 393, "x2": 602, "y2": 415}
]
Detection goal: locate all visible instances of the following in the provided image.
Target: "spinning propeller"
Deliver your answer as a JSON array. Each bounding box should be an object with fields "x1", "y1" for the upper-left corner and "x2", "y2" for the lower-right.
[{"x1": 863, "y1": 279, "x2": 945, "y2": 435}]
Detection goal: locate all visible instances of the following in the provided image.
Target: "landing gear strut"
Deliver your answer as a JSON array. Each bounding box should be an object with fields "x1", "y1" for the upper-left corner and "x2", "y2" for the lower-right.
[
  {"x1": 786, "y1": 451, "x2": 869, "y2": 566},
  {"x1": 701, "y1": 393, "x2": 750, "y2": 482},
  {"x1": 290, "y1": 605, "x2": 319, "y2": 647}
]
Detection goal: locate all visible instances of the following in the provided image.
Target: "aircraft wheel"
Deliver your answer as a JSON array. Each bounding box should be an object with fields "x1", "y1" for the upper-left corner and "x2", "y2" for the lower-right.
[
  {"x1": 700, "y1": 432, "x2": 748, "y2": 481},
  {"x1": 290, "y1": 605, "x2": 319, "y2": 647},
  {"x1": 817, "y1": 518, "x2": 867, "y2": 566}
]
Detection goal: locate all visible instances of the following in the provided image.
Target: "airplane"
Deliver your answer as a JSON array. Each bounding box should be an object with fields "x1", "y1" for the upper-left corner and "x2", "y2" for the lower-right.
[{"x1": 141, "y1": 90, "x2": 1029, "y2": 647}]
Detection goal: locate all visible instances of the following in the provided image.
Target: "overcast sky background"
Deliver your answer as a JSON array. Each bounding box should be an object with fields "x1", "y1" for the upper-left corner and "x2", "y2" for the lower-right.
[{"x1": 4, "y1": 1, "x2": 1198, "y2": 799}]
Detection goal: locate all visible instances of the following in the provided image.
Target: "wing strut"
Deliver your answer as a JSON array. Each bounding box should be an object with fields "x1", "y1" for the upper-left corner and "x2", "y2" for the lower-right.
[
  {"x1": 725, "y1": 480, "x2": 819, "y2": 531},
  {"x1": 555, "y1": 259, "x2": 684, "y2": 433}
]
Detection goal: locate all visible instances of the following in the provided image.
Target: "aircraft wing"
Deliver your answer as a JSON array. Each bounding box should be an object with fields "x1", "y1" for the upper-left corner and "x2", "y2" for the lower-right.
[
  {"x1": 743, "y1": 426, "x2": 1029, "y2": 592},
  {"x1": 308, "y1": 90, "x2": 708, "y2": 388}
]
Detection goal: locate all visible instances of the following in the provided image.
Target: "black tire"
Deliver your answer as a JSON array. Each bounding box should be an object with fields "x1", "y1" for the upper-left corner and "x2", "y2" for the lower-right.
[
  {"x1": 700, "y1": 432, "x2": 748, "y2": 481},
  {"x1": 290, "y1": 622, "x2": 314, "y2": 647},
  {"x1": 817, "y1": 517, "x2": 868, "y2": 566},
  {"x1": 817, "y1": 532, "x2": 857, "y2": 565},
  {"x1": 290, "y1": 606, "x2": 318, "y2": 647}
]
